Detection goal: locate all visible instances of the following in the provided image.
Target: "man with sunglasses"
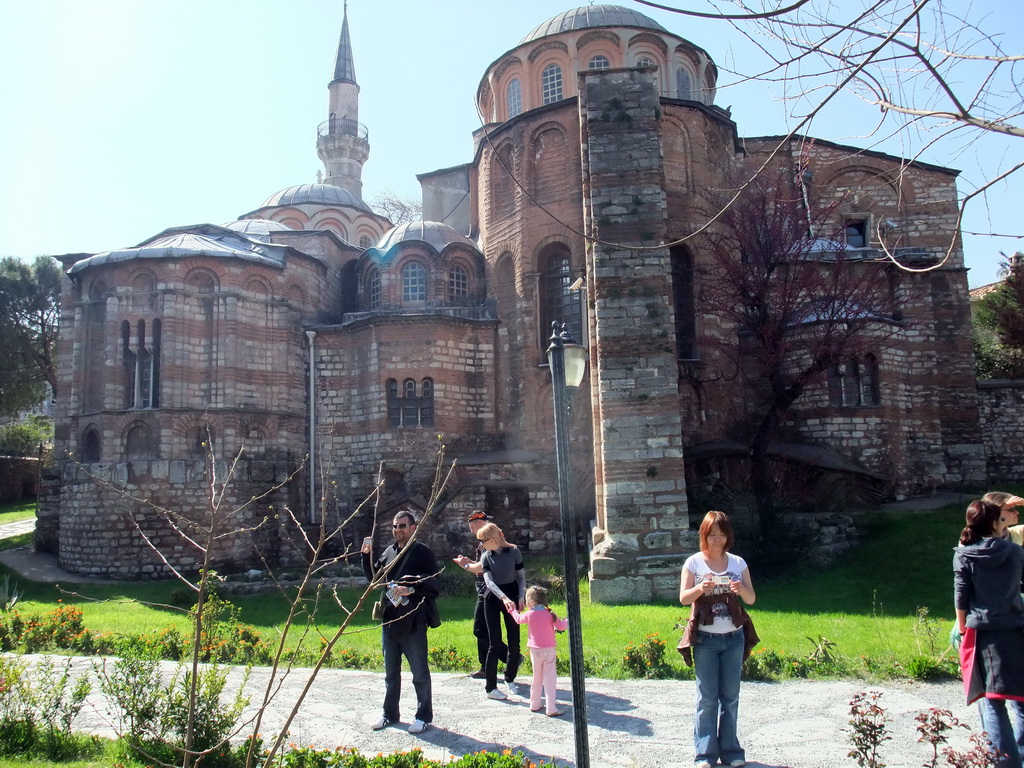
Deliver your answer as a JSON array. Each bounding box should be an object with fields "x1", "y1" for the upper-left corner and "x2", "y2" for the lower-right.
[{"x1": 362, "y1": 510, "x2": 440, "y2": 734}]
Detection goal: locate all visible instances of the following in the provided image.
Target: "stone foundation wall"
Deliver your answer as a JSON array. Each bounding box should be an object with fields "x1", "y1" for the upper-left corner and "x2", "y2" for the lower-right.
[
  {"x1": 53, "y1": 459, "x2": 306, "y2": 579},
  {"x1": 0, "y1": 457, "x2": 39, "y2": 503},
  {"x1": 979, "y1": 380, "x2": 1024, "y2": 483}
]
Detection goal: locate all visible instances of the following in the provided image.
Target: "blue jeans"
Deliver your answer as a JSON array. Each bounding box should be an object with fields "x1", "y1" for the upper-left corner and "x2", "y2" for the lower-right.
[
  {"x1": 978, "y1": 697, "x2": 1023, "y2": 768},
  {"x1": 692, "y1": 628, "x2": 744, "y2": 765},
  {"x1": 381, "y1": 622, "x2": 432, "y2": 723}
]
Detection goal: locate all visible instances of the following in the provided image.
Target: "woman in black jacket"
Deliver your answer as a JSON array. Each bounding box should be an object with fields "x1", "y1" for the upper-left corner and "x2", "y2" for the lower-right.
[{"x1": 954, "y1": 499, "x2": 1024, "y2": 768}]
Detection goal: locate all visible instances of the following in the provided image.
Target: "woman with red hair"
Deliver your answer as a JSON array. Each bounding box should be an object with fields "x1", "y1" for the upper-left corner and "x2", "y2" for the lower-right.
[{"x1": 679, "y1": 510, "x2": 757, "y2": 768}]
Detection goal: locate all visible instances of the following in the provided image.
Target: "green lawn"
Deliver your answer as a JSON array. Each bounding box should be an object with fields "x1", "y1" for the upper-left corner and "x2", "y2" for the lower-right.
[
  {"x1": 0, "y1": 501, "x2": 970, "y2": 678},
  {"x1": 0, "y1": 499, "x2": 36, "y2": 525}
]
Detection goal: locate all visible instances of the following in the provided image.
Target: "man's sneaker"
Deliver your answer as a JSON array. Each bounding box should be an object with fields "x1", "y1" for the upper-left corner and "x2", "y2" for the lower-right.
[
  {"x1": 371, "y1": 716, "x2": 394, "y2": 731},
  {"x1": 504, "y1": 680, "x2": 522, "y2": 696},
  {"x1": 695, "y1": 762, "x2": 713, "y2": 768},
  {"x1": 469, "y1": 668, "x2": 486, "y2": 679},
  {"x1": 486, "y1": 688, "x2": 508, "y2": 700},
  {"x1": 729, "y1": 761, "x2": 746, "y2": 767},
  {"x1": 408, "y1": 719, "x2": 428, "y2": 734}
]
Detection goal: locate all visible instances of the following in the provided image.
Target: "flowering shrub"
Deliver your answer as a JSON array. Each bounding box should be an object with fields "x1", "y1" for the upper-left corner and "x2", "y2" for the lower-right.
[
  {"x1": 428, "y1": 645, "x2": 473, "y2": 672},
  {"x1": 622, "y1": 633, "x2": 671, "y2": 678}
]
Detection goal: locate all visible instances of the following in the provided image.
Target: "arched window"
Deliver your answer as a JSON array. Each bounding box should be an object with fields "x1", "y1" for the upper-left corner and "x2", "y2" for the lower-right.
[
  {"x1": 123, "y1": 318, "x2": 160, "y2": 409},
  {"x1": 81, "y1": 428, "x2": 101, "y2": 463},
  {"x1": 676, "y1": 68, "x2": 693, "y2": 99},
  {"x1": 385, "y1": 377, "x2": 437, "y2": 428},
  {"x1": 492, "y1": 144, "x2": 516, "y2": 219},
  {"x1": 449, "y1": 265, "x2": 469, "y2": 302},
  {"x1": 506, "y1": 78, "x2": 522, "y2": 118},
  {"x1": 359, "y1": 234, "x2": 373, "y2": 249},
  {"x1": 828, "y1": 355, "x2": 881, "y2": 407},
  {"x1": 420, "y1": 378, "x2": 434, "y2": 427},
  {"x1": 636, "y1": 55, "x2": 656, "y2": 68},
  {"x1": 386, "y1": 379, "x2": 401, "y2": 427},
  {"x1": 402, "y1": 262, "x2": 427, "y2": 303},
  {"x1": 588, "y1": 55, "x2": 610, "y2": 70},
  {"x1": 670, "y1": 247, "x2": 697, "y2": 360},
  {"x1": 368, "y1": 268, "x2": 382, "y2": 310},
  {"x1": 402, "y1": 379, "x2": 419, "y2": 426},
  {"x1": 540, "y1": 249, "x2": 582, "y2": 346},
  {"x1": 541, "y1": 64, "x2": 563, "y2": 104}
]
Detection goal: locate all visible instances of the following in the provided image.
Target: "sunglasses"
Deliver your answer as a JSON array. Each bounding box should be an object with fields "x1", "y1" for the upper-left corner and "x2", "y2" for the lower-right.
[{"x1": 392, "y1": 523, "x2": 411, "y2": 530}]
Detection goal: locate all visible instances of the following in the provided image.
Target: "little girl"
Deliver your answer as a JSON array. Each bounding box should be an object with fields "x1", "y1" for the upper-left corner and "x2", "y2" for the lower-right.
[{"x1": 503, "y1": 586, "x2": 567, "y2": 716}]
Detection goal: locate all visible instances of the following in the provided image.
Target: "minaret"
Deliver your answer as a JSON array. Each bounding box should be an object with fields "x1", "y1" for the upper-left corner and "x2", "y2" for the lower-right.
[{"x1": 316, "y1": 3, "x2": 370, "y2": 196}]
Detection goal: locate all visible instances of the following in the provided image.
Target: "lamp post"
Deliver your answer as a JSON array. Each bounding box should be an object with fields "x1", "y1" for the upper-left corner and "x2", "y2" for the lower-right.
[{"x1": 546, "y1": 321, "x2": 589, "y2": 768}]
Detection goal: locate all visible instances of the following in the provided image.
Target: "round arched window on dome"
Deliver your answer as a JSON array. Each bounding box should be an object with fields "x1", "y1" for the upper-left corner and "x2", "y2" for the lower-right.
[
  {"x1": 636, "y1": 55, "x2": 656, "y2": 68},
  {"x1": 507, "y1": 78, "x2": 522, "y2": 118},
  {"x1": 676, "y1": 67, "x2": 694, "y2": 100},
  {"x1": 541, "y1": 64, "x2": 563, "y2": 105},
  {"x1": 402, "y1": 262, "x2": 427, "y2": 303},
  {"x1": 359, "y1": 234, "x2": 373, "y2": 249},
  {"x1": 449, "y1": 264, "x2": 469, "y2": 302},
  {"x1": 589, "y1": 55, "x2": 610, "y2": 70}
]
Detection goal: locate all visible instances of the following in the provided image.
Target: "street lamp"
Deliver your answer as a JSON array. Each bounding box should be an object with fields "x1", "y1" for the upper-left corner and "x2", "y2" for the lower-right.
[{"x1": 546, "y1": 321, "x2": 589, "y2": 768}]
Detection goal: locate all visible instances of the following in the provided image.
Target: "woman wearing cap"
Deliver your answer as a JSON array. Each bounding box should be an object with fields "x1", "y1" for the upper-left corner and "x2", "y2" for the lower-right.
[
  {"x1": 475, "y1": 522, "x2": 525, "y2": 699},
  {"x1": 984, "y1": 491, "x2": 1024, "y2": 544},
  {"x1": 955, "y1": 498, "x2": 1024, "y2": 768}
]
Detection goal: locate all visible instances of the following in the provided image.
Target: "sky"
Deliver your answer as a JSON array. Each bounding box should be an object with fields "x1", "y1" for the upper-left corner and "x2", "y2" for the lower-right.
[{"x1": 0, "y1": 0, "x2": 1020, "y2": 288}]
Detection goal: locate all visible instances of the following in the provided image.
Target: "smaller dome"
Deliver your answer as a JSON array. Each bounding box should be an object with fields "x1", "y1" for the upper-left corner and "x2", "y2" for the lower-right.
[
  {"x1": 258, "y1": 183, "x2": 372, "y2": 214},
  {"x1": 521, "y1": 4, "x2": 667, "y2": 44},
  {"x1": 223, "y1": 219, "x2": 295, "y2": 237},
  {"x1": 372, "y1": 221, "x2": 478, "y2": 254}
]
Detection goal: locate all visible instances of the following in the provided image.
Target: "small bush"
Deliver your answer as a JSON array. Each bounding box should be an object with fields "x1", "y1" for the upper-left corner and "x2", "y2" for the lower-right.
[
  {"x1": 429, "y1": 645, "x2": 473, "y2": 672},
  {"x1": 622, "y1": 633, "x2": 671, "y2": 678}
]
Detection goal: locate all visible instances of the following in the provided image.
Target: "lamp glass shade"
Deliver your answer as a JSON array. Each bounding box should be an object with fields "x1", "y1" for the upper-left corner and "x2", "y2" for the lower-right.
[{"x1": 562, "y1": 342, "x2": 588, "y2": 389}]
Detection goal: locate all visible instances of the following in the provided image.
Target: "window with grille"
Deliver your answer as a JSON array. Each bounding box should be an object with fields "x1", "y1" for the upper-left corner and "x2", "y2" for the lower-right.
[
  {"x1": 449, "y1": 265, "x2": 469, "y2": 301},
  {"x1": 402, "y1": 262, "x2": 426, "y2": 303},
  {"x1": 122, "y1": 318, "x2": 161, "y2": 409},
  {"x1": 540, "y1": 250, "x2": 582, "y2": 346},
  {"x1": 589, "y1": 55, "x2": 610, "y2": 70},
  {"x1": 827, "y1": 355, "x2": 880, "y2": 407},
  {"x1": 541, "y1": 64, "x2": 563, "y2": 105},
  {"x1": 386, "y1": 377, "x2": 435, "y2": 428},
  {"x1": 368, "y1": 269, "x2": 381, "y2": 309},
  {"x1": 676, "y1": 68, "x2": 693, "y2": 99},
  {"x1": 507, "y1": 78, "x2": 522, "y2": 118},
  {"x1": 636, "y1": 55, "x2": 656, "y2": 68}
]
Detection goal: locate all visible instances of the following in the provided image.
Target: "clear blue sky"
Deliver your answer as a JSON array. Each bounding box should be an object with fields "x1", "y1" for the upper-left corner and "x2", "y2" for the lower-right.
[{"x1": 0, "y1": 0, "x2": 1019, "y2": 288}]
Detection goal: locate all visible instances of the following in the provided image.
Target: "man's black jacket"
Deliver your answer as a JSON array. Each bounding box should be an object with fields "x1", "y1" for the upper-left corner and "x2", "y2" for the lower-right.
[{"x1": 362, "y1": 540, "x2": 440, "y2": 636}]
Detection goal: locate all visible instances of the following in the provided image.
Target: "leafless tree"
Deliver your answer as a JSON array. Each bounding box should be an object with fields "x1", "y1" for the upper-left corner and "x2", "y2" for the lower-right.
[{"x1": 368, "y1": 188, "x2": 423, "y2": 228}]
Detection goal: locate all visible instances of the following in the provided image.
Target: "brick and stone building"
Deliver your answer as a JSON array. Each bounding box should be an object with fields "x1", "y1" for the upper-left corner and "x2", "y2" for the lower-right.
[{"x1": 39, "y1": 5, "x2": 1003, "y2": 600}]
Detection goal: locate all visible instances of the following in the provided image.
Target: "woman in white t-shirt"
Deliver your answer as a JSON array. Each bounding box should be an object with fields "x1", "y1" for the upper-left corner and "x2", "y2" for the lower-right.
[{"x1": 679, "y1": 511, "x2": 756, "y2": 768}]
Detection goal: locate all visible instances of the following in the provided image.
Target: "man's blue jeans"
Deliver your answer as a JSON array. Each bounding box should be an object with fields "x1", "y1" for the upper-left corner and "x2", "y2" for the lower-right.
[
  {"x1": 692, "y1": 628, "x2": 745, "y2": 766},
  {"x1": 381, "y1": 622, "x2": 432, "y2": 723}
]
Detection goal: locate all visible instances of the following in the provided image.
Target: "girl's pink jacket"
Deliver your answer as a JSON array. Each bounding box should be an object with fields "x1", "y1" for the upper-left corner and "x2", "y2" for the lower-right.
[{"x1": 508, "y1": 605, "x2": 568, "y2": 649}]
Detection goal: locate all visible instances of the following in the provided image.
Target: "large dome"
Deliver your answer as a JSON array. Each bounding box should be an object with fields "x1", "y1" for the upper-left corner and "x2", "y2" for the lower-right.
[
  {"x1": 258, "y1": 183, "x2": 372, "y2": 214},
  {"x1": 223, "y1": 219, "x2": 295, "y2": 237},
  {"x1": 520, "y1": 4, "x2": 667, "y2": 44},
  {"x1": 371, "y1": 220, "x2": 478, "y2": 254}
]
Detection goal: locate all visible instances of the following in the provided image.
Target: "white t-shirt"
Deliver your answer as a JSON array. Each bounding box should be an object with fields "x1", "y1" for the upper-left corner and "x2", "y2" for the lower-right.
[{"x1": 683, "y1": 552, "x2": 748, "y2": 633}]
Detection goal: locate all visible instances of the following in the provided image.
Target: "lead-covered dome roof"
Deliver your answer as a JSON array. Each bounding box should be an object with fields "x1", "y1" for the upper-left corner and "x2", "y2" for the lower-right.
[
  {"x1": 520, "y1": 4, "x2": 667, "y2": 44},
  {"x1": 258, "y1": 183, "x2": 372, "y2": 214},
  {"x1": 371, "y1": 221, "x2": 479, "y2": 255}
]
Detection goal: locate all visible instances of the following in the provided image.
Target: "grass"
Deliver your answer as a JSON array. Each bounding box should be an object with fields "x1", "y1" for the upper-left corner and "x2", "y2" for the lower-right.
[
  {"x1": 0, "y1": 499, "x2": 36, "y2": 526},
  {"x1": 0, "y1": 500, "x2": 971, "y2": 679}
]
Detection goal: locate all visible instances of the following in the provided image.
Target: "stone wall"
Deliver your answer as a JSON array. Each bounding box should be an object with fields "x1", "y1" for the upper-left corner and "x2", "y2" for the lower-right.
[
  {"x1": 53, "y1": 459, "x2": 305, "y2": 579},
  {"x1": 979, "y1": 380, "x2": 1024, "y2": 483}
]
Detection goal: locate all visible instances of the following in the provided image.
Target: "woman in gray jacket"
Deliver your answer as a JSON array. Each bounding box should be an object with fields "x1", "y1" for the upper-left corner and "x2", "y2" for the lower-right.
[
  {"x1": 476, "y1": 522, "x2": 526, "y2": 700},
  {"x1": 954, "y1": 499, "x2": 1024, "y2": 768}
]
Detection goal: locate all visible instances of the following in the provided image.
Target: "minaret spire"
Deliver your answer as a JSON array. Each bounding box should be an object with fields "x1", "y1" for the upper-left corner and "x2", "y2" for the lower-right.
[{"x1": 318, "y1": 2, "x2": 370, "y2": 196}]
